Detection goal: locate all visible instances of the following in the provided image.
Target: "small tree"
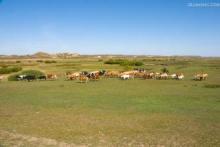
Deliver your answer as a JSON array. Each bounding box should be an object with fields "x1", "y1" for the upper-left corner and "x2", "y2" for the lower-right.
[{"x1": 161, "y1": 67, "x2": 169, "y2": 73}]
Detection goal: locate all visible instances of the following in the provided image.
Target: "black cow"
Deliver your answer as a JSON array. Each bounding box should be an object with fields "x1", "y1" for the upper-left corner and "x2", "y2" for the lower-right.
[
  {"x1": 24, "y1": 75, "x2": 36, "y2": 82},
  {"x1": 99, "y1": 70, "x2": 106, "y2": 76},
  {"x1": 134, "y1": 68, "x2": 145, "y2": 73},
  {"x1": 81, "y1": 71, "x2": 89, "y2": 76},
  {"x1": 38, "y1": 75, "x2": 47, "y2": 80},
  {"x1": 16, "y1": 75, "x2": 27, "y2": 81}
]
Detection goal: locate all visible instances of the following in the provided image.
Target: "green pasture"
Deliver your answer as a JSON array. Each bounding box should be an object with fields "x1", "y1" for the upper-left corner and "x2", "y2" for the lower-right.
[{"x1": 0, "y1": 56, "x2": 220, "y2": 146}]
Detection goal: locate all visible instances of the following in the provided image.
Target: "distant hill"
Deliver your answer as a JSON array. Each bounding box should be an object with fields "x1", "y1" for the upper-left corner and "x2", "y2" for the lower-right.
[
  {"x1": 0, "y1": 52, "x2": 80, "y2": 59},
  {"x1": 32, "y1": 52, "x2": 51, "y2": 58}
]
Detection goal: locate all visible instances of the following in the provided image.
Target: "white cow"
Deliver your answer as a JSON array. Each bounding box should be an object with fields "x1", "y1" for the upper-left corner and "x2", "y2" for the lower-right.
[
  {"x1": 169, "y1": 73, "x2": 177, "y2": 79},
  {"x1": 160, "y1": 73, "x2": 168, "y2": 80},
  {"x1": 121, "y1": 70, "x2": 138, "y2": 76},
  {"x1": 177, "y1": 73, "x2": 184, "y2": 80},
  {"x1": 154, "y1": 72, "x2": 161, "y2": 79},
  {"x1": 0, "y1": 75, "x2": 4, "y2": 81},
  {"x1": 194, "y1": 73, "x2": 208, "y2": 81},
  {"x1": 17, "y1": 75, "x2": 27, "y2": 80},
  {"x1": 120, "y1": 74, "x2": 133, "y2": 80}
]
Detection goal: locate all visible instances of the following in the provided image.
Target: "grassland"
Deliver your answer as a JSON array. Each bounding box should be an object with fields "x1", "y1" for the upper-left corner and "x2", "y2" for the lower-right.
[{"x1": 0, "y1": 56, "x2": 220, "y2": 146}]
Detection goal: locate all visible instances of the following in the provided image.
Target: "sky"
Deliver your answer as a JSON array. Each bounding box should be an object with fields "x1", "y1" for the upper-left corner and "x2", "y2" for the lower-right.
[{"x1": 0, "y1": 0, "x2": 220, "y2": 56}]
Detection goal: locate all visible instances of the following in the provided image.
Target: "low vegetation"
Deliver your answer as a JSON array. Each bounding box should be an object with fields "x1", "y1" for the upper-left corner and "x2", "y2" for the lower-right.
[
  {"x1": 0, "y1": 56, "x2": 220, "y2": 146},
  {"x1": 44, "y1": 60, "x2": 57, "y2": 64},
  {"x1": 161, "y1": 67, "x2": 169, "y2": 73},
  {"x1": 8, "y1": 70, "x2": 45, "y2": 81},
  {"x1": 204, "y1": 84, "x2": 220, "y2": 88},
  {"x1": 0, "y1": 66, "x2": 22, "y2": 74},
  {"x1": 104, "y1": 59, "x2": 143, "y2": 66}
]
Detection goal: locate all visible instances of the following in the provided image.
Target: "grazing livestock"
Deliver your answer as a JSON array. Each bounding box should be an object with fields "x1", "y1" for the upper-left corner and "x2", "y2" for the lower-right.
[
  {"x1": 177, "y1": 73, "x2": 184, "y2": 80},
  {"x1": 105, "y1": 71, "x2": 121, "y2": 78},
  {"x1": 79, "y1": 75, "x2": 89, "y2": 83},
  {"x1": 121, "y1": 70, "x2": 138, "y2": 76},
  {"x1": 120, "y1": 74, "x2": 134, "y2": 80},
  {"x1": 89, "y1": 73, "x2": 100, "y2": 80},
  {"x1": 143, "y1": 72, "x2": 155, "y2": 79},
  {"x1": 81, "y1": 71, "x2": 89, "y2": 76},
  {"x1": 24, "y1": 75, "x2": 36, "y2": 82},
  {"x1": 99, "y1": 70, "x2": 106, "y2": 76},
  {"x1": 194, "y1": 74, "x2": 201, "y2": 81},
  {"x1": 38, "y1": 75, "x2": 47, "y2": 80},
  {"x1": 90, "y1": 71, "x2": 99, "y2": 74},
  {"x1": 169, "y1": 73, "x2": 184, "y2": 80},
  {"x1": 159, "y1": 73, "x2": 168, "y2": 80},
  {"x1": 202, "y1": 73, "x2": 208, "y2": 80},
  {"x1": 154, "y1": 72, "x2": 161, "y2": 79},
  {"x1": 194, "y1": 73, "x2": 208, "y2": 81},
  {"x1": 16, "y1": 75, "x2": 27, "y2": 81},
  {"x1": 66, "y1": 72, "x2": 80, "y2": 80},
  {"x1": 169, "y1": 73, "x2": 178, "y2": 79},
  {"x1": 134, "y1": 72, "x2": 145, "y2": 78},
  {"x1": 0, "y1": 75, "x2": 4, "y2": 81},
  {"x1": 47, "y1": 74, "x2": 57, "y2": 80},
  {"x1": 88, "y1": 70, "x2": 106, "y2": 77},
  {"x1": 134, "y1": 68, "x2": 145, "y2": 73}
]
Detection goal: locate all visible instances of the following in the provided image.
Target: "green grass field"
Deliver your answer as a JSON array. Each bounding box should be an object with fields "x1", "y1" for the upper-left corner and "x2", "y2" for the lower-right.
[{"x1": 0, "y1": 56, "x2": 220, "y2": 146}]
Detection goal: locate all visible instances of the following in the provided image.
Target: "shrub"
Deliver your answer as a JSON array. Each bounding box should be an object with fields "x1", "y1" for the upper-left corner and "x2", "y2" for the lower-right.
[
  {"x1": 161, "y1": 67, "x2": 169, "y2": 73},
  {"x1": 104, "y1": 59, "x2": 122, "y2": 64},
  {"x1": 204, "y1": 84, "x2": 220, "y2": 88},
  {"x1": 16, "y1": 61, "x2": 21, "y2": 63},
  {"x1": 129, "y1": 61, "x2": 143, "y2": 66},
  {"x1": 8, "y1": 74, "x2": 20, "y2": 81},
  {"x1": 0, "y1": 66, "x2": 22, "y2": 74},
  {"x1": 20, "y1": 70, "x2": 45, "y2": 77},
  {"x1": 1, "y1": 65, "x2": 8, "y2": 68},
  {"x1": 36, "y1": 60, "x2": 44, "y2": 63},
  {"x1": 8, "y1": 70, "x2": 45, "y2": 81},
  {"x1": 104, "y1": 59, "x2": 143, "y2": 66},
  {"x1": 44, "y1": 60, "x2": 57, "y2": 64}
]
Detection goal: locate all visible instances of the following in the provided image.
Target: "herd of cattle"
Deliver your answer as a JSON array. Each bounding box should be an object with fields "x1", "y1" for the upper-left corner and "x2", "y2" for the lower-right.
[
  {"x1": 0, "y1": 69, "x2": 208, "y2": 83},
  {"x1": 65, "y1": 70, "x2": 208, "y2": 82}
]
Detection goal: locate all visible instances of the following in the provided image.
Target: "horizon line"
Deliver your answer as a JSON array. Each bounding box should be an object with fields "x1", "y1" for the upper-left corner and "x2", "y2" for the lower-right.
[{"x1": 0, "y1": 51, "x2": 220, "y2": 58}]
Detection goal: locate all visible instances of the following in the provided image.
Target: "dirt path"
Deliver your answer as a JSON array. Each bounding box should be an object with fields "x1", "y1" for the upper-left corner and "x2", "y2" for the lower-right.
[{"x1": 0, "y1": 130, "x2": 87, "y2": 147}]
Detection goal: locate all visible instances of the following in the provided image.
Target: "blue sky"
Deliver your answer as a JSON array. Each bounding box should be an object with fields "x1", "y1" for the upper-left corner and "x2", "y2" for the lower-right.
[{"x1": 0, "y1": 0, "x2": 220, "y2": 56}]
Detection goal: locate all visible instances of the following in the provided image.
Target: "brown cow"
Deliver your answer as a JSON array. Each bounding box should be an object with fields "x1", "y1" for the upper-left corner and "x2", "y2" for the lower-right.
[
  {"x1": 0, "y1": 75, "x2": 4, "y2": 81},
  {"x1": 47, "y1": 74, "x2": 57, "y2": 80},
  {"x1": 159, "y1": 73, "x2": 168, "y2": 80},
  {"x1": 194, "y1": 73, "x2": 208, "y2": 81},
  {"x1": 143, "y1": 72, "x2": 155, "y2": 79},
  {"x1": 89, "y1": 72, "x2": 100, "y2": 80},
  {"x1": 134, "y1": 72, "x2": 145, "y2": 78},
  {"x1": 66, "y1": 72, "x2": 80, "y2": 80},
  {"x1": 105, "y1": 71, "x2": 121, "y2": 78},
  {"x1": 79, "y1": 75, "x2": 89, "y2": 83}
]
